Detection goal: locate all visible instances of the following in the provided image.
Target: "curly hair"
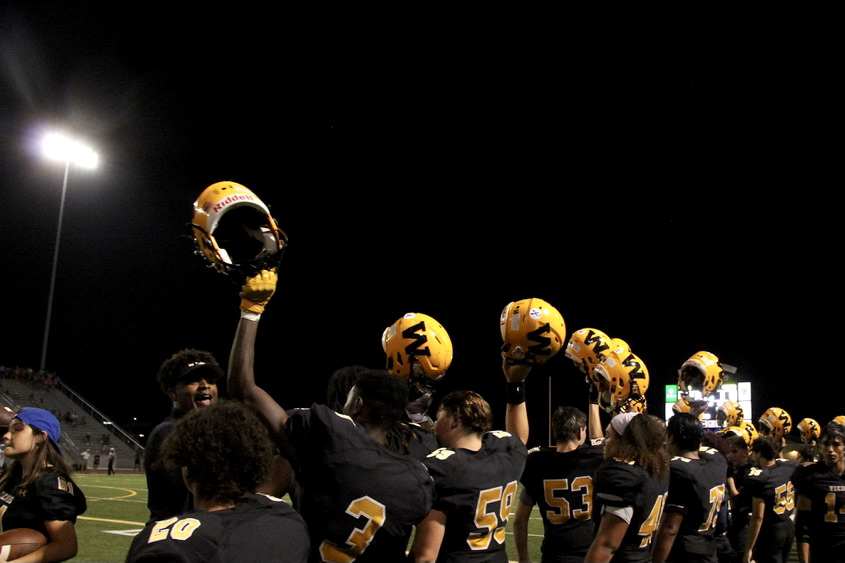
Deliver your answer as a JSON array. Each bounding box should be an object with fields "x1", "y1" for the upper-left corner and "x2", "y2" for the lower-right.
[
  {"x1": 157, "y1": 348, "x2": 221, "y2": 395},
  {"x1": 552, "y1": 406, "x2": 586, "y2": 444},
  {"x1": 606, "y1": 413, "x2": 669, "y2": 478},
  {"x1": 438, "y1": 390, "x2": 493, "y2": 435},
  {"x1": 159, "y1": 401, "x2": 274, "y2": 505}
]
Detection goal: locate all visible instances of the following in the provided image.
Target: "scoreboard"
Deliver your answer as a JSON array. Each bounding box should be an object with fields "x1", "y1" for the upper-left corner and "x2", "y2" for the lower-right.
[{"x1": 664, "y1": 382, "x2": 752, "y2": 430}]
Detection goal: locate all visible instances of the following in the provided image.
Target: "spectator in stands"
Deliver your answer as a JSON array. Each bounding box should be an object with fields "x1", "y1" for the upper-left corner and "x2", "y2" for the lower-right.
[
  {"x1": 145, "y1": 348, "x2": 220, "y2": 524},
  {"x1": 0, "y1": 408, "x2": 87, "y2": 562}
]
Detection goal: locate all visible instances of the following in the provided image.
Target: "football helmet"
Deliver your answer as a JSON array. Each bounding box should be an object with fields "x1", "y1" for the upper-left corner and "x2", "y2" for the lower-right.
[
  {"x1": 720, "y1": 420, "x2": 758, "y2": 447},
  {"x1": 500, "y1": 298, "x2": 566, "y2": 365},
  {"x1": 678, "y1": 351, "x2": 724, "y2": 397},
  {"x1": 594, "y1": 349, "x2": 649, "y2": 414},
  {"x1": 382, "y1": 313, "x2": 453, "y2": 387},
  {"x1": 758, "y1": 407, "x2": 792, "y2": 441},
  {"x1": 565, "y1": 328, "x2": 612, "y2": 378},
  {"x1": 672, "y1": 395, "x2": 705, "y2": 419},
  {"x1": 832, "y1": 416, "x2": 845, "y2": 426},
  {"x1": 191, "y1": 181, "x2": 288, "y2": 281},
  {"x1": 797, "y1": 418, "x2": 821, "y2": 444},
  {"x1": 716, "y1": 400, "x2": 744, "y2": 428}
]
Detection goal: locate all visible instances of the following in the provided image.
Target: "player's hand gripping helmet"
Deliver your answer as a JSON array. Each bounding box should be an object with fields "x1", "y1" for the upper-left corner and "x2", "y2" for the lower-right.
[
  {"x1": 500, "y1": 298, "x2": 566, "y2": 365},
  {"x1": 565, "y1": 328, "x2": 612, "y2": 380},
  {"x1": 797, "y1": 418, "x2": 821, "y2": 444},
  {"x1": 191, "y1": 181, "x2": 288, "y2": 282},
  {"x1": 720, "y1": 420, "x2": 758, "y2": 447},
  {"x1": 593, "y1": 349, "x2": 649, "y2": 414},
  {"x1": 758, "y1": 407, "x2": 792, "y2": 441},
  {"x1": 382, "y1": 313, "x2": 453, "y2": 390},
  {"x1": 716, "y1": 400, "x2": 744, "y2": 428},
  {"x1": 678, "y1": 351, "x2": 724, "y2": 397}
]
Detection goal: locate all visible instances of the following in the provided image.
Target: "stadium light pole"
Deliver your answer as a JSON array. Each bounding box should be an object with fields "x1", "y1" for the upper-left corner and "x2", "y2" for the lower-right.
[{"x1": 40, "y1": 132, "x2": 99, "y2": 373}]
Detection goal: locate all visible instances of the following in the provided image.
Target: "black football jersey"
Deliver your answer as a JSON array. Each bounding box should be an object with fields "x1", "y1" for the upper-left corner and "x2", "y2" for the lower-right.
[
  {"x1": 594, "y1": 460, "x2": 670, "y2": 563},
  {"x1": 792, "y1": 461, "x2": 845, "y2": 563},
  {"x1": 519, "y1": 441, "x2": 604, "y2": 560},
  {"x1": 0, "y1": 467, "x2": 87, "y2": 538},
  {"x1": 421, "y1": 430, "x2": 527, "y2": 563},
  {"x1": 125, "y1": 493, "x2": 310, "y2": 563},
  {"x1": 285, "y1": 403, "x2": 435, "y2": 563},
  {"x1": 664, "y1": 447, "x2": 728, "y2": 560},
  {"x1": 745, "y1": 459, "x2": 796, "y2": 527}
]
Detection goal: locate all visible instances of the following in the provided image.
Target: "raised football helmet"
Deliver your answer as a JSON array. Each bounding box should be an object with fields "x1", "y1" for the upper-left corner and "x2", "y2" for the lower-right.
[
  {"x1": 565, "y1": 328, "x2": 612, "y2": 379},
  {"x1": 832, "y1": 416, "x2": 845, "y2": 426},
  {"x1": 720, "y1": 420, "x2": 758, "y2": 447},
  {"x1": 716, "y1": 400, "x2": 744, "y2": 428},
  {"x1": 500, "y1": 298, "x2": 566, "y2": 365},
  {"x1": 797, "y1": 418, "x2": 821, "y2": 444},
  {"x1": 382, "y1": 313, "x2": 453, "y2": 389},
  {"x1": 191, "y1": 181, "x2": 288, "y2": 282},
  {"x1": 678, "y1": 351, "x2": 724, "y2": 397},
  {"x1": 758, "y1": 407, "x2": 792, "y2": 441},
  {"x1": 594, "y1": 349, "x2": 649, "y2": 414},
  {"x1": 672, "y1": 395, "x2": 705, "y2": 419}
]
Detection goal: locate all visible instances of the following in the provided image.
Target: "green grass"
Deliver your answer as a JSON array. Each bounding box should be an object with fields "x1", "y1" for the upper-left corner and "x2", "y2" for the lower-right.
[{"x1": 67, "y1": 473, "x2": 547, "y2": 562}]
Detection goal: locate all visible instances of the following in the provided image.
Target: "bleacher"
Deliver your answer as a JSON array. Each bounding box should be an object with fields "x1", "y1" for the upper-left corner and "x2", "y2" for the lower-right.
[{"x1": 0, "y1": 372, "x2": 140, "y2": 471}]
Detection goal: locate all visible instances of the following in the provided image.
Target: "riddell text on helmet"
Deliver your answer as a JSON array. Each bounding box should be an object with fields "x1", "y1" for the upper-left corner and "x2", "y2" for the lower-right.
[{"x1": 210, "y1": 193, "x2": 256, "y2": 214}]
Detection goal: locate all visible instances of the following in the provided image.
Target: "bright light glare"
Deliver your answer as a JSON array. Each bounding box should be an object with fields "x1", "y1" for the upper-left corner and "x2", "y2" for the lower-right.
[{"x1": 42, "y1": 133, "x2": 99, "y2": 169}]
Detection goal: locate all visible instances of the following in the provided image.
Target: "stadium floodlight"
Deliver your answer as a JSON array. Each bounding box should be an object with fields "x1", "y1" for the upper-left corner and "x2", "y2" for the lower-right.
[{"x1": 39, "y1": 131, "x2": 99, "y2": 372}]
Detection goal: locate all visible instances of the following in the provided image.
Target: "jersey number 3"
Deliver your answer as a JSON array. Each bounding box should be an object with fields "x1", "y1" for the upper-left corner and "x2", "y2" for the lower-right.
[{"x1": 319, "y1": 496, "x2": 386, "y2": 563}]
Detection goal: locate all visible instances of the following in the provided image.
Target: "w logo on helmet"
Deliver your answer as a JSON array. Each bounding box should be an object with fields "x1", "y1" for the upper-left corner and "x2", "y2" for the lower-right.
[
  {"x1": 402, "y1": 322, "x2": 431, "y2": 357},
  {"x1": 527, "y1": 323, "x2": 552, "y2": 355}
]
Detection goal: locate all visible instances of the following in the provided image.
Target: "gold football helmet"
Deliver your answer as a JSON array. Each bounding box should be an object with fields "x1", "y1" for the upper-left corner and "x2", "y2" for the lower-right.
[
  {"x1": 679, "y1": 351, "x2": 724, "y2": 397},
  {"x1": 594, "y1": 349, "x2": 649, "y2": 414},
  {"x1": 797, "y1": 418, "x2": 821, "y2": 444},
  {"x1": 382, "y1": 313, "x2": 453, "y2": 385},
  {"x1": 716, "y1": 400, "x2": 744, "y2": 428},
  {"x1": 500, "y1": 298, "x2": 566, "y2": 365},
  {"x1": 720, "y1": 420, "x2": 759, "y2": 447},
  {"x1": 565, "y1": 328, "x2": 612, "y2": 381},
  {"x1": 758, "y1": 407, "x2": 792, "y2": 441},
  {"x1": 191, "y1": 181, "x2": 287, "y2": 281}
]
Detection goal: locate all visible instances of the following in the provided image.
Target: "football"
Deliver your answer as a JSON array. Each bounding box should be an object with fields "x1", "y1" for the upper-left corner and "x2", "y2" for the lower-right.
[{"x1": 0, "y1": 528, "x2": 47, "y2": 562}]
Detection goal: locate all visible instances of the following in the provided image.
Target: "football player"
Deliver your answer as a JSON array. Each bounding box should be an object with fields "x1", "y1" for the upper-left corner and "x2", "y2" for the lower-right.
[
  {"x1": 515, "y1": 405, "x2": 604, "y2": 563},
  {"x1": 227, "y1": 269, "x2": 435, "y2": 562},
  {"x1": 742, "y1": 435, "x2": 796, "y2": 563},
  {"x1": 585, "y1": 412, "x2": 671, "y2": 562},
  {"x1": 652, "y1": 413, "x2": 728, "y2": 563},
  {"x1": 145, "y1": 349, "x2": 221, "y2": 523},
  {"x1": 792, "y1": 422, "x2": 845, "y2": 563},
  {"x1": 126, "y1": 402, "x2": 310, "y2": 563},
  {"x1": 723, "y1": 432, "x2": 755, "y2": 562}
]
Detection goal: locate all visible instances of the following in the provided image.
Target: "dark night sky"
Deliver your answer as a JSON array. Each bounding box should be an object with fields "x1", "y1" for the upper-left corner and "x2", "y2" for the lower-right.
[{"x1": 0, "y1": 4, "x2": 837, "y2": 442}]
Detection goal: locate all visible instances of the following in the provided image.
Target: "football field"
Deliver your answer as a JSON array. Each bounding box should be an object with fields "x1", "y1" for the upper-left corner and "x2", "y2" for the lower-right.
[{"x1": 68, "y1": 473, "x2": 545, "y2": 562}]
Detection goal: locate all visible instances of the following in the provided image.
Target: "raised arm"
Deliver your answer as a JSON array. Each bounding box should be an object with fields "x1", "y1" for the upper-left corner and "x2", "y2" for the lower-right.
[
  {"x1": 503, "y1": 360, "x2": 531, "y2": 445},
  {"x1": 227, "y1": 270, "x2": 289, "y2": 440}
]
